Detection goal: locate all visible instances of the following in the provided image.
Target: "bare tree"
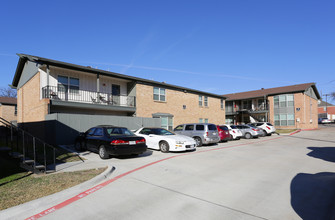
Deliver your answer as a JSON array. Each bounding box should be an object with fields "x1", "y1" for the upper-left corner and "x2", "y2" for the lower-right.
[{"x1": 0, "y1": 86, "x2": 17, "y2": 98}]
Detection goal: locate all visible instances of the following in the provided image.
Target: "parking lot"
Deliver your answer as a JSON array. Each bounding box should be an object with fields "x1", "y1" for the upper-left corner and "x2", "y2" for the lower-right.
[{"x1": 11, "y1": 126, "x2": 335, "y2": 220}]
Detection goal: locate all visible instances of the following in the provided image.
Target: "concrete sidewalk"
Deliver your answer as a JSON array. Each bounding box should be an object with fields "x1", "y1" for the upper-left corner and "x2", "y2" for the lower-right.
[{"x1": 0, "y1": 146, "x2": 116, "y2": 220}]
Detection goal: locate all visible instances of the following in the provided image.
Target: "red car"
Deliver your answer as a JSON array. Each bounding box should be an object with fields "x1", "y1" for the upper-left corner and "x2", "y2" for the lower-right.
[{"x1": 216, "y1": 125, "x2": 231, "y2": 142}]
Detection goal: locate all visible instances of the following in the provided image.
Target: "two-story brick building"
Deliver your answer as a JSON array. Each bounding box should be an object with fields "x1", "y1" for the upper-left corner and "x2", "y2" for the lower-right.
[
  {"x1": 11, "y1": 54, "x2": 226, "y2": 144},
  {"x1": 223, "y1": 83, "x2": 321, "y2": 129}
]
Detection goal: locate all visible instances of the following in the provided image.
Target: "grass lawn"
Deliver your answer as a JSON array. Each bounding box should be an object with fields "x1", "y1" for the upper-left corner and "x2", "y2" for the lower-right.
[
  {"x1": 276, "y1": 129, "x2": 298, "y2": 134},
  {"x1": 0, "y1": 152, "x2": 105, "y2": 211}
]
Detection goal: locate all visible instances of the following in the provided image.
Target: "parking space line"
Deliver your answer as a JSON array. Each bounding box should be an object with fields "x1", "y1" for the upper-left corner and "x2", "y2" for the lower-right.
[{"x1": 25, "y1": 136, "x2": 284, "y2": 219}]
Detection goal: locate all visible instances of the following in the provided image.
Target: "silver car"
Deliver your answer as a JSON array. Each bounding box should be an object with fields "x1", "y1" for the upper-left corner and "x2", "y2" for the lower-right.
[
  {"x1": 174, "y1": 123, "x2": 220, "y2": 147},
  {"x1": 235, "y1": 124, "x2": 263, "y2": 139}
]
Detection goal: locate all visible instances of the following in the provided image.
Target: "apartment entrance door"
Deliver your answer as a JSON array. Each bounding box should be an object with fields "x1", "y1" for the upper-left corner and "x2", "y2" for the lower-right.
[{"x1": 112, "y1": 84, "x2": 120, "y2": 105}]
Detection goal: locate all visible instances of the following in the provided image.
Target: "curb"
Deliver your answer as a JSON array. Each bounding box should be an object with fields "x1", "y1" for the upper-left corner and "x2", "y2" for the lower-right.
[{"x1": 0, "y1": 165, "x2": 115, "y2": 220}]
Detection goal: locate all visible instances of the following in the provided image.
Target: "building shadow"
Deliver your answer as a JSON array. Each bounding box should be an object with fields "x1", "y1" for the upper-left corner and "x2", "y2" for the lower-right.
[
  {"x1": 290, "y1": 172, "x2": 335, "y2": 220},
  {"x1": 307, "y1": 147, "x2": 335, "y2": 163}
]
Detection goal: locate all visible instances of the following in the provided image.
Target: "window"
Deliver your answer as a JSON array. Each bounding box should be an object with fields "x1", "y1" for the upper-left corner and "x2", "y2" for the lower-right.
[
  {"x1": 161, "y1": 116, "x2": 173, "y2": 130},
  {"x1": 275, "y1": 114, "x2": 295, "y2": 126},
  {"x1": 208, "y1": 124, "x2": 217, "y2": 130},
  {"x1": 204, "y1": 96, "x2": 208, "y2": 107},
  {"x1": 174, "y1": 125, "x2": 184, "y2": 131},
  {"x1": 199, "y1": 118, "x2": 203, "y2": 123},
  {"x1": 93, "y1": 128, "x2": 104, "y2": 136},
  {"x1": 58, "y1": 75, "x2": 79, "y2": 94},
  {"x1": 196, "y1": 125, "x2": 204, "y2": 130},
  {"x1": 86, "y1": 128, "x2": 96, "y2": 136},
  {"x1": 221, "y1": 99, "x2": 224, "y2": 109},
  {"x1": 185, "y1": 125, "x2": 194, "y2": 130},
  {"x1": 204, "y1": 118, "x2": 209, "y2": 123},
  {"x1": 274, "y1": 94, "x2": 294, "y2": 109},
  {"x1": 14, "y1": 106, "x2": 17, "y2": 116},
  {"x1": 153, "y1": 87, "x2": 166, "y2": 101},
  {"x1": 199, "y1": 95, "x2": 203, "y2": 106}
]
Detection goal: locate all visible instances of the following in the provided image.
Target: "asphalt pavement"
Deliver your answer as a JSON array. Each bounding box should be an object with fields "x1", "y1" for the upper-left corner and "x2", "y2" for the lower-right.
[{"x1": 1, "y1": 126, "x2": 335, "y2": 220}]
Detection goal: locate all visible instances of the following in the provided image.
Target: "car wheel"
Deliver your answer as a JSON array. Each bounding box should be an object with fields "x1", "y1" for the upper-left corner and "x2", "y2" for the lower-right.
[
  {"x1": 245, "y1": 133, "x2": 252, "y2": 139},
  {"x1": 159, "y1": 141, "x2": 170, "y2": 153},
  {"x1": 99, "y1": 145, "x2": 109, "y2": 159},
  {"x1": 74, "y1": 141, "x2": 82, "y2": 151},
  {"x1": 194, "y1": 137, "x2": 202, "y2": 147},
  {"x1": 230, "y1": 134, "x2": 234, "y2": 140},
  {"x1": 267, "y1": 133, "x2": 272, "y2": 136}
]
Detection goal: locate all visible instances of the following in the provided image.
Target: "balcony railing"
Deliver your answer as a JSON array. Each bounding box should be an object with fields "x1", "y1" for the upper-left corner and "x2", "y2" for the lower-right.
[{"x1": 42, "y1": 86, "x2": 136, "y2": 107}]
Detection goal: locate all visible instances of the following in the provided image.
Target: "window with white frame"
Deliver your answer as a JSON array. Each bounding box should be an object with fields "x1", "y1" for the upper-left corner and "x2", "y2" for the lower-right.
[
  {"x1": 58, "y1": 75, "x2": 79, "y2": 94},
  {"x1": 204, "y1": 118, "x2": 209, "y2": 123},
  {"x1": 274, "y1": 94, "x2": 294, "y2": 108},
  {"x1": 274, "y1": 114, "x2": 295, "y2": 126},
  {"x1": 199, "y1": 118, "x2": 203, "y2": 123},
  {"x1": 161, "y1": 116, "x2": 173, "y2": 130},
  {"x1": 204, "y1": 96, "x2": 208, "y2": 107},
  {"x1": 153, "y1": 87, "x2": 166, "y2": 101},
  {"x1": 199, "y1": 95, "x2": 203, "y2": 106}
]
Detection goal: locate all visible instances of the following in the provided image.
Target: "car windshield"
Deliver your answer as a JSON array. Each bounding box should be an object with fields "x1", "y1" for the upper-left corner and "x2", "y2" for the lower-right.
[
  {"x1": 107, "y1": 127, "x2": 134, "y2": 136},
  {"x1": 230, "y1": 125, "x2": 237, "y2": 129}
]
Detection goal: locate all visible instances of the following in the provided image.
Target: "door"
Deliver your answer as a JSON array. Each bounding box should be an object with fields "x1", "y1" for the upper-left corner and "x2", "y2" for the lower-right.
[{"x1": 112, "y1": 84, "x2": 120, "y2": 105}]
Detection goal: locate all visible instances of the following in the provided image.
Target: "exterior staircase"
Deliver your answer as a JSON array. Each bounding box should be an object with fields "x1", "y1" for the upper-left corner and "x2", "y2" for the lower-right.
[{"x1": 0, "y1": 117, "x2": 57, "y2": 174}]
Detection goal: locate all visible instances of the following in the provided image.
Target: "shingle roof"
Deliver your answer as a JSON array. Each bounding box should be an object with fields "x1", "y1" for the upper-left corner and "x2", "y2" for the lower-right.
[
  {"x1": 12, "y1": 54, "x2": 225, "y2": 99},
  {"x1": 223, "y1": 83, "x2": 320, "y2": 101},
  {"x1": 318, "y1": 100, "x2": 334, "y2": 107},
  {"x1": 0, "y1": 97, "x2": 17, "y2": 105}
]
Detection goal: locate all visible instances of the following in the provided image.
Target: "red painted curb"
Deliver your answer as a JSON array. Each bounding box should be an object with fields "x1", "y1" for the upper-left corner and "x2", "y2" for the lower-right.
[{"x1": 25, "y1": 136, "x2": 283, "y2": 219}]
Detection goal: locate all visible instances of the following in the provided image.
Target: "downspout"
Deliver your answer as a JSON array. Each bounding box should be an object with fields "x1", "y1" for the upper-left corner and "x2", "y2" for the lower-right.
[{"x1": 97, "y1": 73, "x2": 100, "y2": 100}]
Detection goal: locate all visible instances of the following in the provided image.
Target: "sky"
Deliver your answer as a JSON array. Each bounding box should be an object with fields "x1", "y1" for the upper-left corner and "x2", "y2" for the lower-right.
[{"x1": 1, "y1": 0, "x2": 334, "y2": 104}]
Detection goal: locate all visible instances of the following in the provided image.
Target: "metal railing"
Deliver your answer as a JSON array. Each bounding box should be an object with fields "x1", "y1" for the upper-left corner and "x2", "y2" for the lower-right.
[
  {"x1": 0, "y1": 117, "x2": 57, "y2": 173},
  {"x1": 42, "y1": 86, "x2": 136, "y2": 107}
]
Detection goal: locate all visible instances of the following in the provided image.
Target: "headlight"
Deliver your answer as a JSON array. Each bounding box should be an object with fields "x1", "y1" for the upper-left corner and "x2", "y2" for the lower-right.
[{"x1": 176, "y1": 141, "x2": 185, "y2": 144}]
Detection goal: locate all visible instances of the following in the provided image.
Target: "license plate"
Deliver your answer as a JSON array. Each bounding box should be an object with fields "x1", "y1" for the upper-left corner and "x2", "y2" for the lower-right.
[
  {"x1": 213, "y1": 133, "x2": 216, "y2": 135},
  {"x1": 129, "y1": 141, "x2": 136, "y2": 145}
]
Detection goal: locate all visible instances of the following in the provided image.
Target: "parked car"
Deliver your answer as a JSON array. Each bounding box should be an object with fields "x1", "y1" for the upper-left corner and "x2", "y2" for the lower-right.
[
  {"x1": 74, "y1": 125, "x2": 147, "y2": 159},
  {"x1": 318, "y1": 118, "x2": 331, "y2": 124},
  {"x1": 235, "y1": 124, "x2": 263, "y2": 139},
  {"x1": 216, "y1": 125, "x2": 231, "y2": 142},
  {"x1": 174, "y1": 123, "x2": 220, "y2": 147},
  {"x1": 249, "y1": 122, "x2": 276, "y2": 136},
  {"x1": 224, "y1": 124, "x2": 243, "y2": 140},
  {"x1": 134, "y1": 127, "x2": 196, "y2": 153}
]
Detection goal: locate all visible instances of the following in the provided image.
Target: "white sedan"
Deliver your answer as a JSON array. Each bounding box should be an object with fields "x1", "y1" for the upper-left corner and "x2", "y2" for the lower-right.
[{"x1": 134, "y1": 127, "x2": 196, "y2": 153}]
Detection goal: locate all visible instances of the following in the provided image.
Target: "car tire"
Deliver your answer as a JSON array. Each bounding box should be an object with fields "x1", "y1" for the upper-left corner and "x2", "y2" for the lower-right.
[
  {"x1": 159, "y1": 141, "x2": 170, "y2": 153},
  {"x1": 245, "y1": 133, "x2": 252, "y2": 139},
  {"x1": 75, "y1": 141, "x2": 85, "y2": 151},
  {"x1": 99, "y1": 145, "x2": 109, "y2": 159},
  {"x1": 194, "y1": 137, "x2": 203, "y2": 147}
]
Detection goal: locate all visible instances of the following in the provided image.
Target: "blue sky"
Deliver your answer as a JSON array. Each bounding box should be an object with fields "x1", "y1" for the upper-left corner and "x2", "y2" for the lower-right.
[{"x1": 1, "y1": 0, "x2": 334, "y2": 103}]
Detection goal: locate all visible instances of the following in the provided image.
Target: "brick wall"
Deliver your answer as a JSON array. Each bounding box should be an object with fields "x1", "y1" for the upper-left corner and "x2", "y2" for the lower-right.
[
  {"x1": 17, "y1": 72, "x2": 49, "y2": 123},
  {"x1": 135, "y1": 83, "x2": 225, "y2": 127},
  {"x1": 294, "y1": 93, "x2": 318, "y2": 129},
  {"x1": 0, "y1": 105, "x2": 17, "y2": 122}
]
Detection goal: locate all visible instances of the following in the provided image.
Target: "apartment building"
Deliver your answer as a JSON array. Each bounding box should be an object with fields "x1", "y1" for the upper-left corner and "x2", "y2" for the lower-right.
[
  {"x1": 11, "y1": 54, "x2": 226, "y2": 144},
  {"x1": 223, "y1": 83, "x2": 320, "y2": 129}
]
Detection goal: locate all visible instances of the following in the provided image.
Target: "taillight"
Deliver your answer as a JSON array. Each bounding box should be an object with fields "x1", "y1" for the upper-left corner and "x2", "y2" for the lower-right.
[
  {"x1": 111, "y1": 140, "x2": 129, "y2": 145},
  {"x1": 266, "y1": 126, "x2": 270, "y2": 130},
  {"x1": 233, "y1": 130, "x2": 236, "y2": 133},
  {"x1": 136, "y1": 138, "x2": 146, "y2": 144},
  {"x1": 252, "y1": 129, "x2": 257, "y2": 131},
  {"x1": 206, "y1": 132, "x2": 209, "y2": 137}
]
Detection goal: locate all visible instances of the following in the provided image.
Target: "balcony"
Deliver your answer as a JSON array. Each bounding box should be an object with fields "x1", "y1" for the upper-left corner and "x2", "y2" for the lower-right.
[{"x1": 42, "y1": 86, "x2": 136, "y2": 108}]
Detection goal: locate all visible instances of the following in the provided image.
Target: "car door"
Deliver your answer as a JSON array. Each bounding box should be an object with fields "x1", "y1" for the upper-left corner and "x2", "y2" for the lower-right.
[
  {"x1": 86, "y1": 127, "x2": 104, "y2": 152},
  {"x1": 184, "y1": 124, "x2": 195, "y2": 137},
  {"x1": 138, "y1": 128, "x2": 159, "y2": 150}
]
